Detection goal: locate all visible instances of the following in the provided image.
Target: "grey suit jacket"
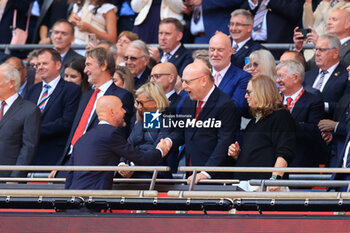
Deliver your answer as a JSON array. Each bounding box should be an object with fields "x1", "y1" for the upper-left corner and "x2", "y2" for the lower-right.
[{"x1": 0, "y1": 96, "x2": 41, "y2": 177}]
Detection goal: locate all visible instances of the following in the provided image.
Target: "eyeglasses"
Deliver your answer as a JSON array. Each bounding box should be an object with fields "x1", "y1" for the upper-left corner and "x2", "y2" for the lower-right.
[
  {"x1": 149, "y1": 73, "x2": 171, "y2": 80},
  {"x1": 135, "y1": 99, "x2": 154, "y2": 108},
  {"x1": 123, "y1": 56, "x2": 143, "y2": 62},
  {"x1": 313, "y1": 47, "x2": 335, "y2": 52},
  {"x1": 228, "y1": 22, "x2": 251, "y2": 28},
  {"x1": 28, "y1": 63, "x2": 38, "y2": 68},
  {"x1": 247, "y1": 62, "x2": 259, "y2": 69},
  {"x1": 181, "y1": 75, "x2": 206, "y2": 85},
  {"x1": 245, "y1": 89, "x2": 253, "y2": 96}
]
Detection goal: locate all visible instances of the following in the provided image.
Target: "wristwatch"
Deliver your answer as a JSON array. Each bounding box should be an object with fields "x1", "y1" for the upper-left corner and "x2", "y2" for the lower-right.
[{"x1": 270, "y1": 174, "x2": 282, "y2": 180}]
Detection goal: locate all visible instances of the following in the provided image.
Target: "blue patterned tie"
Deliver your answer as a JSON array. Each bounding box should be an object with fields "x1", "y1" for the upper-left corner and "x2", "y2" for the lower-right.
[{"x1": 38, "y1": 84, "x2": 50, "y2": 112}]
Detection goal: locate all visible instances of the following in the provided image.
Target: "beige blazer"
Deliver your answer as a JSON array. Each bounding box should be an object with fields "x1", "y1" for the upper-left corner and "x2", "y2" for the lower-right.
[{"x1": 131, "y1": 0, "x2": 184, "y2": 25}]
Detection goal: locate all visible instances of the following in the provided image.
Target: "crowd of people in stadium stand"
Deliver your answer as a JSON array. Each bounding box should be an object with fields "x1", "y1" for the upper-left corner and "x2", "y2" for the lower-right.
[{"x1": 0, "y1": 0, "x2": 350, "y2": 192}]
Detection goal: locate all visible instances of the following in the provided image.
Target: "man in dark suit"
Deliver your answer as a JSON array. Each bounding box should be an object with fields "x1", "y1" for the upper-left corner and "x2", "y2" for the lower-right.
[
  {"x1": 304, "y1": 34, "x2": 350, "y2": 118},
  {"x1": 229, "y1": 9, "x2": 264, "y2": 69},
  {"x1": 209, "y1": 32, "x2": 251, "y2": 118},
  {"x1": 167, "y1": 62, "x2": 238, "y2": 184},
  {"x1": 124, "y1": 40, "x2": 151, "y2": 89},
  {"x1": 241, "y1": 0, "x2": 303, "y2": 58},
  {"x1": 294, "y1": 10, "x2": 350, "y2": 70},
  {"x1": 277, "y1": 60, "x2": 327, "y2": 167},
  {"x1": 182, "y1": 0, "x2": 244, "y2": 44},
  {"x1": 148, "y1": 18, "x2": 193, "y2": 77},
  {"x1": 65, "y1": 95, "x2": 170, "y2": 190},
  {"x1": 50, "y1": 19, "x2": 83, "y2": 77},
  {"x1": 150, "y1": 62, "x2": 180, "y2": 172},
  {"x1": 55, "y1": 47, "x2": 134, "y2": 176},
  {"x1": 0, "y1": 0, "x2": 31, "y2": 44},
  {"x1": 0, "y1": 63, "x2": 40, "y2": 178},
  {"x1": 24, "y1": 48, "x2": 81, "y2": 165}
]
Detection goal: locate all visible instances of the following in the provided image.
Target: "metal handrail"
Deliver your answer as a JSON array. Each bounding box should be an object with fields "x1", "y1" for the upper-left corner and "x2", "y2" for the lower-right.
[
  {"x1": 0, "y1": 165, "x2": 169, "y2": 171},
  {"x1": 178, "y1": 166, "x2": 348, "y2": 173},
  {"x1": 0, "y1": 43, "x2": 315, "y2": 52}
]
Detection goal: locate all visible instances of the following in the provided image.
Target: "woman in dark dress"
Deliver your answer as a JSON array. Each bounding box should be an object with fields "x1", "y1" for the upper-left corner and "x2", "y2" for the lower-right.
[{"x1": 228, "y1": 75, "x2": 296, "y2": 191}]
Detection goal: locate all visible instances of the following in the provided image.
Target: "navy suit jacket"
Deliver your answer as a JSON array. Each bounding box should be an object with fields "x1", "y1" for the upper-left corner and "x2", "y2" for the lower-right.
[
  {"x1": 329, "y1": 95, "x2": 350, "y2": 167},
  {"x1": 231, "y1": 39, "x2": 264, "y2": 69},
  {"x1": 170, "y1": 86, "x2": 238, "y2": 178},
  {"x1": 24, "y1": 78, "x2": 81, "y2": 165},
  {"x1": 59, "y1": 83, "x2": 134, "y2": 165},
  {"x1": 60, "y1": 48, "x2": 84, "y2": 77},
  {"x1": 217, "y1": 64, "x2": 251, "y2": 117},
  {"x1": 0, "y1": 0, "x2": 32, "y2": 44},
  {"x1": 194, "y1": 0, "x2": 244, "y2": 43},
  {"x1": 288, "y1": 90, "x2": 328, "y2": 167},
  {"x1": 0, "y1": 96, "x2": 41, "y2": 177},
  {"x1": 160, "y1": 44, "x2": 193, "y2": 76},
  {"x1": 134, "y1": 67, "x2": 150, "y2": 90},
  {"x1": 304, "y1": 63, "x2": 350, "y2": 117},
  {"x1": 65, "y1": 124, "x2": 163, "y2": 190}
]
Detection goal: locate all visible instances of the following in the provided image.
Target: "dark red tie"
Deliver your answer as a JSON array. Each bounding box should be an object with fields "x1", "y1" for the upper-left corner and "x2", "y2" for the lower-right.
[
  {"x1": 0, "y1": 101, "x2": 6, "y2": 120},
  {"x1": 286, "y1": 97, "x2": 293, "y2": 110},
  {"x1": 195, "y1": 101, "x2": 204, "y2": 120},
  {"x1": 71, "y1": 89, "x2": 100, "y2": 146}
]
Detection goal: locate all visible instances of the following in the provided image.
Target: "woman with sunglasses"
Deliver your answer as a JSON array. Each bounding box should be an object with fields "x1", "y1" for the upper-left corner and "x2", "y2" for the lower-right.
[
  {"x1": 243, "y1": 49, "x2": 277, "y2": 80},
  {"x1": 228, "y1": 75, "x2": 296, "y2": 191},
  {"x1": 118, "y1": 82, "x2": 173, "y2": 179}
]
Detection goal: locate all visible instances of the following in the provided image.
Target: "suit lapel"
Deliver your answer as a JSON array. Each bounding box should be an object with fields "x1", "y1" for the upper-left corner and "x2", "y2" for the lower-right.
[
  {"x1": 42, "y1": 78, "x2": 63, "y2": 115},
  {"x1": 290, "y1": 91, "x2": 306, "y2": 119},
  {"x1": 0, "y1": 96, "x2": 22, "y2": 128},
  {"x1": 322, "y1": 64, "x2": 341, "y2": 96},
  {"x1": 218, "y1": 64, "x2": 236, "y2": 92},
  {"x1": 168, "y1": 45, "x2": 184, "y2": 64}
]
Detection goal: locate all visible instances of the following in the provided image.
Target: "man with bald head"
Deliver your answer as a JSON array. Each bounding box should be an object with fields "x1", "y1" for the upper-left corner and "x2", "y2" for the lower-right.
[
  {"x1": 150, "y1": 62, "x2": 179, "y2": 113},
  {"x1": 168, "y1": 62, "x2": 238, "y2": 184},
  {"x1": 65, "y1": 95, "x2": 170, "y2": 190},
  {"x1": 209, "y1": 32, "x2": 251, "y2": 118}
]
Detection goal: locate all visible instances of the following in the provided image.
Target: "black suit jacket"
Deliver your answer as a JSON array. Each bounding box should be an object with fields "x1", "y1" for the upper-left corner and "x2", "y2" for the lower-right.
[
  {"x1": 60, "y1": 48, "x2": 84, "y2": 77},
  {"x1": 59, "y1": 82, "x2": 134, "y2": 165},
  {"x1": 0, "y1": 96, "x2": 41, "y2": 177},
  {"x1": 24, "y1": 78, "x2": 81, "y2": 165},
  {"x1": 134, "y1": 67, "x2": 150, "y2": 90},
  {"x1": 170, "y1": 87, "x2": 238, "y2": 178},
  {"x1": 65, "y1": 124, "x2": 163, "y2": 190},
  {"x1": 304, "y1": 63, "x2": 350, "y2": 117},
  {"x1": 160, "y1": 44, "x2": 193, "y2": 76},
  {"x1": 230, "y1": 39, "x2": 264, "y2": 69},
  {"x1": 329, "y1": 95, "x2": 350, "y2": 167},
  {"x1": 0, "y1": 0, "x2": 32, "y2": 44},
  {"x1": 288, "y1": 90, "x2": 327, "y2": 167}
]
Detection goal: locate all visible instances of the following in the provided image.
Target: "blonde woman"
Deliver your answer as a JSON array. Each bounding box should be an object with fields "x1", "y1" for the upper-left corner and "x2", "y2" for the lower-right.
[{"x1": 243, "y1": 49, "x2": 277, "y2": 80}]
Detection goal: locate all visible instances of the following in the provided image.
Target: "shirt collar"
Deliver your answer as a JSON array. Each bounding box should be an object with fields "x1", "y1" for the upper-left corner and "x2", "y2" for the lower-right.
[
  {"x1": 167, "y1": 43, "x2": 181, "y2": 57},
  {"x1": 43, "y1": 75, "x2": 61, "y2": 90},
  {"x1": 213, "y1": 63, "x2": 231, "y2": 78},
  {"x1": 97, "y1": 79, "x2": 113, "y2": 92},
  {"x1": 318, "y1": 62, "x2": 339, "y2": 75},
  {"x1": 284, "y1": 86, "x2": 303, "y2": 101},
  {"x1": 166, "y1": 89, "x2": 175, "y2": 99},
  {"x1": 98, "y1": 120, "x2": 110, "y2": 125},
  {"x1": 233, "y1": 37, "x2": 251, "y2": 51},
  {"x1": 2, "y1": 93, "x2": 19, "y2": 108},
  {"x1": 340, "y1": 36, "x2": 350, "y2": 45},
  {"x1": 201, "y1": 85, "x2": 215, "y2": 103}
]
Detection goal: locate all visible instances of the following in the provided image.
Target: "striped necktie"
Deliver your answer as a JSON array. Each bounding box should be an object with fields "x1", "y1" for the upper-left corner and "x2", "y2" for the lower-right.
[
  {"x1": 0, "y1": 101, "x2": 6, "y2": 120},
  {"x1": 315, "y1": 70, "x2": 328, "y2": 91},
  {"x1": 253, "y1": 0, "x2": 268, "y2": 33},
  {"x1": 38, "y1": 84, "x2": 50, "y2": 112}
]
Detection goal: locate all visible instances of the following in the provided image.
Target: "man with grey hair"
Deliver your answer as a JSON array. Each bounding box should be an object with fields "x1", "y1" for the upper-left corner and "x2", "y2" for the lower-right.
[
  {"x1": 124, "y1": 40, "x2": 151, "y2": 89},
  {"x1": 0, "y1": 63, "x2": 41, "y2": 178},
  {"x1": 304, "y1": 34, "x2": 350, "y2": 118},
  {"x1": 229, "y1": 9, "x2": 264, "y2": 69},
  {"x1": 276, "y1": 60, "x2": 327, "y2": 167},
  {"x1": 53, "y1": 47, "x2": 134, "y2": 178}
]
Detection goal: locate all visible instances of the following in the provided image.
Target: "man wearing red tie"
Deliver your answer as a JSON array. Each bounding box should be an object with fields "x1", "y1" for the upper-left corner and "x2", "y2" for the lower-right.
[
  {"x1": 53, "y1": 47, "x2": 134, "y2": 178},
  {"x1": 276, "y1": 60, "x2": 328, "y2": 167},
  {"x1": 167, "y1": 62, "x2": 238, "y2": 184}
]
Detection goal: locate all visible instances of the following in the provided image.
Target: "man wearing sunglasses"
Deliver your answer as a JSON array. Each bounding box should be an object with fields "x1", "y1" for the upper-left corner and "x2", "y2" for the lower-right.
[{"x1": 124, "y1": 40, "x2": 151, "y2": 90}]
